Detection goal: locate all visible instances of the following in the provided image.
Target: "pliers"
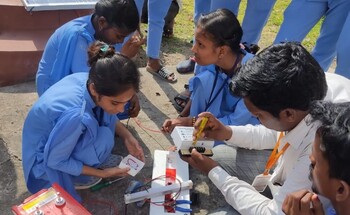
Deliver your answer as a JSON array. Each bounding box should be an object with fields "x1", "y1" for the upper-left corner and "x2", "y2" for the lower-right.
[{"x1": 172, "y1": 200, "x2": 192, "y2": 213}]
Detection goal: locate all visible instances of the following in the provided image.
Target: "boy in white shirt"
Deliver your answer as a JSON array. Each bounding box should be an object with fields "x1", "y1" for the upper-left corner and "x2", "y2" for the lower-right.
[
  {"x1": 283, "y1": 101, "x2": 350, "y2": 215},
  {"x1": 182, "y1": 42, "x2": 350, "y2": 214}
]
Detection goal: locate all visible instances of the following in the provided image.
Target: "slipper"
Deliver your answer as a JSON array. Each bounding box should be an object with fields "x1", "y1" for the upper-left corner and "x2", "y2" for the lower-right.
[
  {"x1": 173, "y1": 90, "x2": 190, "y2": 112},
  {"x1": 163, "y1": 27, "x2": 174, "y2": 38},
  {"x1": 146, "y1": 65, "x2": 177, "y2": 83},
  {"x1": 176, "y1": 57, "x2": 195, "y2": 74}
]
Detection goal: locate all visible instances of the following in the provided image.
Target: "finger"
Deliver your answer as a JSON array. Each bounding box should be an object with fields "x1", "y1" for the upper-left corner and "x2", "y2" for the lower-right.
[
  {"x1": 139, "y1": 37, "x2": 146, "y2": 45},
  {"x1": 162, "y1": 120, "x2": 171, "y2": 128},
  {"x1": 197, "y1": 112, "x2": 213, "y2": 118},
  {"x1": 119, "y1": 167, "x2": 130, "y2": 173},
  {"x1": 311, "y1": 194, "x2": 323, "y2": 214},
  {"x1": 300, "y1": 192, "x2": 313, "y2": 212},
  {"x1": 282, "y1": 195, "x2": 292, "y2": 214},
  {"x1": 138, "y1": 152, "x2": 145, "y2": 162},
  {"x1": 168, "y1": 146, "x2": 177, "y2": 151},
  {"x1": 190, "y1": 148, "x2": 204, "y2": 162}
]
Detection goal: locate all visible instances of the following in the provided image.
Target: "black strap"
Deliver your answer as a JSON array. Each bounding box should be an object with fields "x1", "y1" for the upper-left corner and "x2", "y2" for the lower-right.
[
  {"x1": 204, "y1": 55, "x2": 241, "y2": 111},
  {"x1": 93, "y1": 107, "x2": 104, "y2": 126}
]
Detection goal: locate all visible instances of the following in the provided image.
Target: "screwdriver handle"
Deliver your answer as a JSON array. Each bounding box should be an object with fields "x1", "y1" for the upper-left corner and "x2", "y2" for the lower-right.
[
  {"x1": 192, "y1": 117, "x2": 208, "y2": 146},
  {"x1": 90, "y1": 182, "x2": 110, "y2": 192}
]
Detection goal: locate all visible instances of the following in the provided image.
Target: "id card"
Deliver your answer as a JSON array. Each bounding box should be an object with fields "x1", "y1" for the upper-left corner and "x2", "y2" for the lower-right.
[
  {"x1": 119, "y1": 154, "x2": 145, "y2": 176},
  {"x1": 251, "y1": 174, "x2": 272, "y2": 192}
]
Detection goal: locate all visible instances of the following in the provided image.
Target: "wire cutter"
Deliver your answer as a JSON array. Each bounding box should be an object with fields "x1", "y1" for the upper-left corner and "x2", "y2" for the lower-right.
[{"x1": 171, "y1": 200, "x2": 192, "y2": 213}]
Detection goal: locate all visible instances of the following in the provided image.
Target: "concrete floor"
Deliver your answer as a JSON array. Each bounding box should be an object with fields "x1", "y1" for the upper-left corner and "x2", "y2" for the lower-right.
[{"x1": 0, "y1": 67, "x2": 228, "y2": 215}]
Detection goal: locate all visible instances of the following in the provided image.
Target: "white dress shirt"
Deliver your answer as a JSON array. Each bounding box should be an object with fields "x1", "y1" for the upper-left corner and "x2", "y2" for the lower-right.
[{"x1": 208, "y1": 72, "x2": 350, "y2": 215}]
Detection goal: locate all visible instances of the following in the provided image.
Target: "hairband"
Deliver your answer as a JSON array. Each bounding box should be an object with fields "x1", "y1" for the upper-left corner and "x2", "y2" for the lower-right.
[{"x1": 100, "y1": 44, "x2": 109, "y2": 53}]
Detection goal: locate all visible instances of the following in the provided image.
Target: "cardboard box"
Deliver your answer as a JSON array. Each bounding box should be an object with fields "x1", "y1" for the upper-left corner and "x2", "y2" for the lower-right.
[{"x1": 171, "y1": 126, "x2": 214, "y2": 150}]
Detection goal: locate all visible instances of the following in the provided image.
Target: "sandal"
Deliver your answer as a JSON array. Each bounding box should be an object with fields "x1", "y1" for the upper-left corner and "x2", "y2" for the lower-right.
[
  {"x1": 146, "y1": 65, "x2": 177, "y2": 83},
  {"x1": 163, "y1": 27, "x2": 174, "y2": 38},
  {"x1": 173, "y1": 89, "x2": 190, "y2": 112}
]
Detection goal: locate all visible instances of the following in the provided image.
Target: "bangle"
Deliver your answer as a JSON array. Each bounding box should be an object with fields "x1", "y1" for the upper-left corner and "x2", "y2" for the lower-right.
[{"x1": 192, "y1": 116, "x2": 197, "y2": 126}]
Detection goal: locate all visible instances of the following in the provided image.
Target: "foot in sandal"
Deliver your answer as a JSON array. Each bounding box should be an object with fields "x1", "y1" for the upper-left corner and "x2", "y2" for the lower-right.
[{"x1": 146, "y1": 58, "x2": 177, "y2": 83}]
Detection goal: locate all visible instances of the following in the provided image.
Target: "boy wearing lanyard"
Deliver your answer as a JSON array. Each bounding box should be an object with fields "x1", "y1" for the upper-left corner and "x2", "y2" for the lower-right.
[{"x1": 181, "y1": 42, "x2": 350, "y2": 214}]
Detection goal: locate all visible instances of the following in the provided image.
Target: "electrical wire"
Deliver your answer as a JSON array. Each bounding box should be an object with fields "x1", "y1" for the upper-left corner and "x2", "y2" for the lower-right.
[
  {"x1": 140, "y1": 175, "x2": 183, "y2": 206},
  {"x1": 132, "y1": 118, "x2": 163, "y2": 133}
]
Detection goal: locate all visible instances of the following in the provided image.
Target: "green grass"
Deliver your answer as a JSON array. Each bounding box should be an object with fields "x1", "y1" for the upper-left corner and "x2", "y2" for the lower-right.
[{"x1": 167, "y1": 0, "x2": 323, "y2": 52}]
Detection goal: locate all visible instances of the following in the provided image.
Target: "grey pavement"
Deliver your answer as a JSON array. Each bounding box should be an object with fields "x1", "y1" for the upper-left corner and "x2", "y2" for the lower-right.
[{"x1": 0, "y1": 66, "x2": 228, "y2": 215}]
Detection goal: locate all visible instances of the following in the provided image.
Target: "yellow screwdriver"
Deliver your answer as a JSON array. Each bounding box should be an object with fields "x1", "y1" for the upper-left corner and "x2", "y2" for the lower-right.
[{"x1": 192, "y1": 117, "x2": 208, "y2": 146}]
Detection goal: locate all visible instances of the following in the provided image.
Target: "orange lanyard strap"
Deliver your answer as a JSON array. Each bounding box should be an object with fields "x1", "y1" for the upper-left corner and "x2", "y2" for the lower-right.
[{"x1": 263, "y1": 132, "x2": 290, "y2": 175}]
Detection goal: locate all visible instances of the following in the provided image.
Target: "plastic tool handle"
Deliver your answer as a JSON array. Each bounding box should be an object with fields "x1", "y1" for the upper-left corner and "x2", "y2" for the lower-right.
[
  {"x1": 192, "y1": 117, "x2": 208, "y2": 146},
  {"x1": 90, "y1": 181, "x2": 111, "y2": 192}
]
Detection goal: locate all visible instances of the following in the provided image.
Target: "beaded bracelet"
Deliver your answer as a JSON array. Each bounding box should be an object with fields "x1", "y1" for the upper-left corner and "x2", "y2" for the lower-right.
[{"x1": 192, "y1": 116, "x2": 197, "y2": 126}]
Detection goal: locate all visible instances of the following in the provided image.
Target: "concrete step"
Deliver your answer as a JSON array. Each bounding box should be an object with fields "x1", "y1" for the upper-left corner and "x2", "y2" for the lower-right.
[
  {"x1": 0, "y1": 0, "x2": 92, "y2": 86},
  {"x1": 0, "y1": 0, "x2": 92, "y2": 31},
  {"x1": 0, "y1": 29, "x2": 53, "y2": 86}
]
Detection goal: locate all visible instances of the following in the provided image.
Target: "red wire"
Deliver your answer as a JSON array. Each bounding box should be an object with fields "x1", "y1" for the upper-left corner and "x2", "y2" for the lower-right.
[
  {"x1": 142, "y1": 175, "x2": 182, "y2": 206},
  {"x1": 132, "y1": 118, "x2": 163, "y2": 133}
]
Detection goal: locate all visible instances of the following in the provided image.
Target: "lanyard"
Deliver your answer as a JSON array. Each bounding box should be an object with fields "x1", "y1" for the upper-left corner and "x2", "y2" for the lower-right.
[
  {"x1": 205, "y1": 72, "x2": 229, "y2": 111},
  {"x1": 263, "y1": 132, "x2": 290, "y2": 175},
  {"x1": 93, "y1": 107, "x2": 104, "y2": 126},
  {"x1": 205, "y1": 54, "x2": 242, "y2": 111}
]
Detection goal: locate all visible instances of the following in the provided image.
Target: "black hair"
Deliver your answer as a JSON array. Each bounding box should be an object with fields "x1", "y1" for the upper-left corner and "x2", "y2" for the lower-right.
[
  {"x1": 87, "y1": 41, "x2": 140, "y2": 96},
  {"x1": 310, "y1": 101, "x2": 350, "y2": 185},
  {"x1": 197, "y1": 8, "x2": 242, "y2": 53},
  {"x1": 231, "y1": 42, "x2": 327, "y2": 117},
  {"x1": 94, "y1": 0, "x2": 139, "y2": 34}
]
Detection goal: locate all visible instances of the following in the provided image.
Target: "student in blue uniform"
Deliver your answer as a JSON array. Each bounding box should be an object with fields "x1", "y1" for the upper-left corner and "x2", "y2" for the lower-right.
[
  {"x1": 36, "y1": 0, "x2": 144, "y2": 119},
  {"x1": 23, "y1": 41, "x2": 145, "y2": 202},
  {"x1": 145, "y1": 0, "x2": 178, "y2": 83},
  {"x1": 335, "y1": 11, "x2": 350, "y2": 79},
  {"x1": 193, "y1": 0, "x2": 276, "y2": 50},
  {"x1": 176, "y1": 0, "x2": 276, "y2": 104},
  {"x1": 163, "y1": 9, "x2": 259, "y2": 135},
  {"x1": 274, "y1": 0, "x2": 350, "y2": 73}
]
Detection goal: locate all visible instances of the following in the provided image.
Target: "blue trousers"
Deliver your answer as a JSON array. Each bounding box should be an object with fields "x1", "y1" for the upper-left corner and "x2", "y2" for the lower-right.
[
  {"x1": 194, "y1": 0, "x2": 239, "y2": 23},
  {"x1": 336, "y1": 11, "x2": 350, "y2": 79},
  {"x1": 194, "y1": 0, "x2": 275, "y2": 45},
  {"x1": 241, "y1": 0, "x2": 276, "y2": 44},
  {"x1": 274, "y1": 0, "x2": 350, "y2": 72},
  {"x1": 146, "y1": 0, "x2": 172, "y2": 59}
]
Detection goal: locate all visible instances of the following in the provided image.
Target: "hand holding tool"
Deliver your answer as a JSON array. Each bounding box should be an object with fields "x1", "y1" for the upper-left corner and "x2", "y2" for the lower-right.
[{"x1": 192, "y1": 117, "x2": 208, "y2": 146}]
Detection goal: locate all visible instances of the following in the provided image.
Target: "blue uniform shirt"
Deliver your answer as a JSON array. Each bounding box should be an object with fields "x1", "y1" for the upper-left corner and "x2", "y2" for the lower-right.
[
  {"x1": 190, "y1": 51, "x2": 259, "y2": 125},
  {"x1": 35, "y1": 15, "x2": 131, "y2": 120},
  {"x1": 189, "y1": 51, "x2": 259, "y2": 146},
  {"x1": 36, "y1": 15, "x2": 96, "y2": 96},
  {"x1": 23, "y1": 73, "x2": 117, "y2": 201}
]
